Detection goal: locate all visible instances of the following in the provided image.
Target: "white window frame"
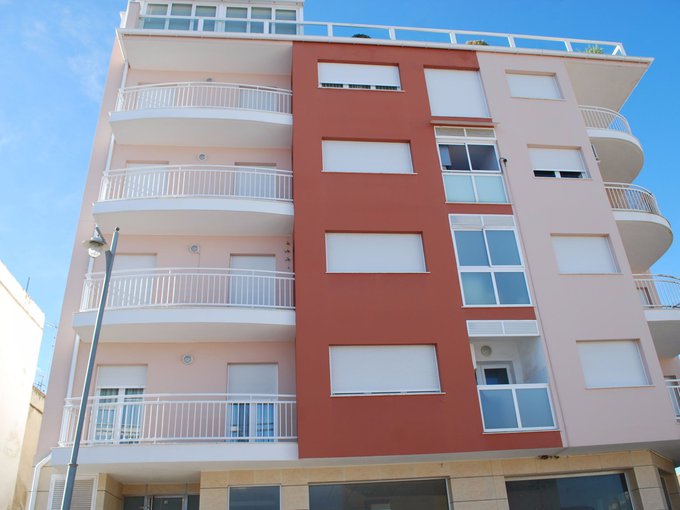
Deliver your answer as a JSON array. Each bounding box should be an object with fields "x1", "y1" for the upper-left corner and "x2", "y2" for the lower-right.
[
  {"x1": 450, "y1": 217, "x2": 531, "y2": 307},
  {"x1": 318, "y1": 63, "x2": 402, "y2": 91},
  {"x1": 506, "y1": 72, "x2": 563, "y2": 100},
  {"x1": 435, "y1": 128, "x2": 509, "y2": 204},
  {"x1": 529, "y1": 147, "x2": 589, "y2": 179}
]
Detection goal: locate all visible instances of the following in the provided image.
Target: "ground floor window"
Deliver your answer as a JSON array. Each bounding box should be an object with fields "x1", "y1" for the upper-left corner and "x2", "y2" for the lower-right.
[
  {"x1": 123, "y1": 495, "x2": 198, "y2": 510},
  {"x1": 309, "y1": 479, "x2": 449, "y2": 510},
  {"x1": 229, "y1": 486, "x2": 280, "y2": 510},
  {"x1": 506, "y1": 473, "x2": 632, "y2": 510}
]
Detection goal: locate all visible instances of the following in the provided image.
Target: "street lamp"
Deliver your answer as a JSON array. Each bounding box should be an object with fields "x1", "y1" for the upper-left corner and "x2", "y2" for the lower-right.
[{"x1": 61, "y1": 227, "x2": 119, "y2": 510}]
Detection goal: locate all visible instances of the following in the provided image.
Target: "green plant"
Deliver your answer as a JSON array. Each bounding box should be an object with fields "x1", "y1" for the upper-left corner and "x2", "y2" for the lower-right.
[
  {"x1": 585, "y1": 44, "x2": 605, "y2": 54},
  {"x1": 465, "y1": 39, "x2": 489, "y2": 46},
  {"x1": 352, "y1": 33, "x2": 371, "y2": 38}
]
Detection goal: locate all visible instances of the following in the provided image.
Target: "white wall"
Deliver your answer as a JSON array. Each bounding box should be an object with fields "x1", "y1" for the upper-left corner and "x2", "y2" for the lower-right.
[{"x1": 0, "y1": 260, "x2": 44, "y2": 510}]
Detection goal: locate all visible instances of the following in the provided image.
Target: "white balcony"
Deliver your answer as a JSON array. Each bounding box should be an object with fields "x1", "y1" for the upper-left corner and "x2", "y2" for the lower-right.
[
  {"x1": 92, "y1": 165, "x2": 293, "y2": 236},
  {"x1": 605, "y1": 183, "x2": 672, "y2": 272},
  {"x1": 581, "y1": 106, "x2": 643, "y2": 183},
  {"x1": 477, "y1": 383, "x2": 557, "y2": 432},
  {"x1": 52, "y1": 393, "x2": 297, "y2": 471},
  {"x1": 72, "y1": 268, "x2": 295, "y2": 342},
  {"x1": 110, "y1": 82, "x2": 292, "y2": 148},
  {"x1": 634, "y1": 275, "x2": 680, "y2": 358}
]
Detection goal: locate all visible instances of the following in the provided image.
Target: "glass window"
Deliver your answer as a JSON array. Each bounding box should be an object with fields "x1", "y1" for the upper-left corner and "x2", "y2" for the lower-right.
[
  {"x1": 443, "y1": 174, "x2": 476, "y2": 202},
  {"x1": 529, "y1": 147, "x2": 588, "y2": 179},
  {"x1": 143, "y1": 4, "x2": 168, "y2": 29},
  {"x1": 451, "y1": 219, "x2": 530, "y2": 306},
  {"x1": 146, "y1": 3, "x2": 167, "y2": 14},
  {"x1": 439, "y1": 144, "x2": 470, "y2": 170},
  {"x1": 274, "y1": 9, "x2": 297, "y2": 34},
  {"x1": 506, "y1": 474, "x2": 633, "y2": 510},
  {"x1": 309, "y1": 480, "x2": 449, "y2": 510},
  {"x1": 195, "y1": 5, "x2": 216, "y2": 31},
  {"x1": 225, "y1": 7, "x2": 247, "y2": 33},
  {"x1": 468, "y1": 145, "x2": 499, "y2": 170},
  {"x1": 474, "y1": 175, "x2": 507, "y2": 203},
  {"x1": 229, "y1": 486, "x2": 280, "y2": 510},
  {"x1": 168, "y1": 3, "x2": 191, "y2": 30}
]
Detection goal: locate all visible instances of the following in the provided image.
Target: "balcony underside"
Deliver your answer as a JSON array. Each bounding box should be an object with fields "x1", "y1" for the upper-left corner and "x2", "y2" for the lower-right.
[
  {"x1": 118, "y1": 31, "x2": 293, "y2": 75},
  {"x1": 50, "y1": 442, "x2": 298, "y2": 483},
  {"x1": 589, "y1": 130, "x2": 643, "y2": 183},
  {"x1": 73, "y1": 307, "x2": 295, "y2": 342},
  {"x1": 565, "y1": 59, "x2": 649, "y2": 111},
  {"x1": 92, "y1": 198, "x2": 294, "y2": 236},
  {"x1": 109, "y1": 109, "x2": 292, "y2": 148},
  {"x1": 645, "y1": 309, "x2": 680, "y2": 358},
  {"x1": 614, "y1": 211, "x2": 673, "y2": 272}
]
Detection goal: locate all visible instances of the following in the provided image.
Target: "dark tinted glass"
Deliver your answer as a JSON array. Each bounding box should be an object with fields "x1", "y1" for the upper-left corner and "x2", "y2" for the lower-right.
[
  {"x1": 468, "y1": 145, "x2": 499, "y2": 170},
  {"x1": 187, "y1": 495, "x2": 199, "y2": 510},
  {"x1": 507, "y1": 474, "x2": 633, "y2": 510},
  {"x1": 123, "y1": 497, "x2": 145, "y2": 510},
  {"x1": 309, "y1": 479, "x2": 449, "y2": 510},
  {"x1": 229, "y1": 486, "x2": 280, "y2": 510},
  {"x1": 439, "y1": 144, "x2": 470, "y2": 170}
]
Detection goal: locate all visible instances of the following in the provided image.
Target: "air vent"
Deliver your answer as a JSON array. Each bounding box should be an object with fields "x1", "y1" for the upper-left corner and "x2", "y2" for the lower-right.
[
  {"x1": 449, "y1": 214, "x2": 515, "y2": 229},
  {"x1": 48, "y1": 476, "x2": 96, "y2": 510},
  {"x1": 467, "y1": 320, "x2": 539, "y2": 337}
]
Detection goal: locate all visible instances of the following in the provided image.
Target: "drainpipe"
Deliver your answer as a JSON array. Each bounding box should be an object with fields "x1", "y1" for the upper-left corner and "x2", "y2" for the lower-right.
[{"x1": 27, "y1": 454, "x2": 51, "y2": 510}]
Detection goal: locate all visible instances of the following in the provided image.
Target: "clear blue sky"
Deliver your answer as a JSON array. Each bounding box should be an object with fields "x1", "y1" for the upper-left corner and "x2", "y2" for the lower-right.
[{"x1": 0, "y1": 0, "x2": 678, "y2": 389}]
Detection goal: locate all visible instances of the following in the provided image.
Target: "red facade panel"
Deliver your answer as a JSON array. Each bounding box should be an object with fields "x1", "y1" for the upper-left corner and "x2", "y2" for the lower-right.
[{"x1": 291, "y1": 41, "x2": 560, "y2": 458}]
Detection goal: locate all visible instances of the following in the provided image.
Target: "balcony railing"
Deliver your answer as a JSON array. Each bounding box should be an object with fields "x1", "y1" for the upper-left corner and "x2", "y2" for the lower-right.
[
  {"x1": 478, "y1": 383, "x2": 556, "y2": 432},
  {"x1": 605, "y1": 183, "x2": 662, "y2": 216},
  {"x1": 58, "y1": 393, "x2": 297, "y2": 446},
  {"x1": 115, "y1": 82, "x2": 292, "y2": 114},
  {"x1": 135, "y1": 16, "x2": 626, "y2": 56},
  {"x1": 99, "y1": 165, "x2": 293, "y2": 202},
  {"x1": 666, "y1": 379, "x2": 680, "y2": 419},
  {"x1": 634, "y1": 274, "x2": 680, "y2": 309},
  {"x1": 80, "y1": 268, "x2": 295, "y2": 312},
  {"x1": 580, "y1": 106, "x2": 632, "y2": 135}
]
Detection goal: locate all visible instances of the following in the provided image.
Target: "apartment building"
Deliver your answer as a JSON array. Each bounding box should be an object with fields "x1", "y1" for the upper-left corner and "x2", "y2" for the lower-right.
[{"x1": 33, "y1": 2, "x2": 680, "y2": 510}]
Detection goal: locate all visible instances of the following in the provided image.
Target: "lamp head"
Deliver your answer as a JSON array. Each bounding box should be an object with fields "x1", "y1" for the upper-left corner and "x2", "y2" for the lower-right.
[{"x1": 83, "y1": 227, "x2": 107, "y2": 258}]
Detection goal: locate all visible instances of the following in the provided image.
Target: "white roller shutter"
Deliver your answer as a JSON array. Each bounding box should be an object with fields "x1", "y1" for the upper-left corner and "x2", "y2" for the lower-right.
[
  {"x1": 325, "y1": 233, "x2": 426, "y2": 273},
  {"x1": 507, "y1": 73, "x2": 562, "y2": 99},
  {"x1": 424, "y1": 69, "x2": 489, "y2": 118},
  {"x1": 552, "y1": 236, "x2": 618, "y2": 274},
  {"x1": 318, "y1": 63, "x2": 401, "y2": 88},
  {"x1": 227, "y1": 364, "x2": 278, "y2": 395},
  {"x1": 96, "y1": 365, "x2": 147, "y2": 388},
  {"x1": 322, "y1": 141, "x2": 413, "y2": 174},
  {"x1": 330, "y1": 345, "x2": 441, "y2": 395},
  {"x1": 577, "y1": 340, "x2": 648, "y2": 388},
  {"x1": 529, "y1": 148, "x2": 585, "y2": 171}
]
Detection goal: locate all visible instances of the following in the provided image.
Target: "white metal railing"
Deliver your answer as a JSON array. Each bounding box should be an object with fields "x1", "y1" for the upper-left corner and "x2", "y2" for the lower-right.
[
  {"x1": 665, "y1": 379, "x2": 680, "y2": 419},
  {"x1": 79, "y1": 268, "x2": 295, "y2": 312},
  {"x1": 580, "y1": 106, "x2": 632, "y2": 135},
  {"x1": 135, "y1": 16, "x2": 626, "y2": 56},
  {"x1": 634, "y1": 274, "x2": 680, "y2": 310},
  {"x1": 58, "y1": 393, "x2": 297, "y2": 446},
  {"x1": 604, "y1": 183, "x2": 662, "y2": 216},
  {"x1": 99, "y1": 165, "x2": 292, "y2": 202},
  {"x1": 115, "y1": 82, "x2": 292, "y2": 114},
  {"x1": 477, "y1": 383, "x2": 556, "y2": 432}
]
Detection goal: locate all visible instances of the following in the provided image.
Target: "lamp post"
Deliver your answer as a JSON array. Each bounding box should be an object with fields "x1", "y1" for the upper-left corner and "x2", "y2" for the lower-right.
[{"x1": 61, "y1": 227, "x2": 119, "y2": 510}]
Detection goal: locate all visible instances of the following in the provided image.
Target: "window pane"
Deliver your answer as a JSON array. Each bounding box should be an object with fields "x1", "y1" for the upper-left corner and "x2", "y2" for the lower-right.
[
  {"x1": 195, "y1": 6, "x2": 216, "y2": 16},
  {"x1": 461, "y1": 272, "x2": 496, "y2": 305},
  {"x1": 444, "y1": 174, "x2": 475, "y2": 202},
  {"x1": 225, "y1": 7, "x2": 247, "y2": 32},
  {"x1": 454, "y1": 231, "x2": 489, "y2": 266},
  {"x1": 516, "y1": 388, "x2": 554, "y2": 428},
  {"x1": 484, "y1": 368, "x2": 510, "y2": 385},
  {"x1": 468, "y1": 145, "x2": 499, "y2": 170},
  {"x1": 146, "y1": 4, "x2": 168, "y2": 15},
  {"x1": 486, "y1": 230, "x2": 521, "y2": 265},
  {"x1": 475, "y1": 175, "x2": 507, "y2": 203},
  {"x1": 251, "y1": 7, "x2": 272, "y2": 19},
  {"x1": 170, "y1": 4, "x2": 192, "y2": 15},
  {"x1": 276, "y1": 9, "x2": 297, "y2": 20},
  {"x1": 309, "y1": 480, "x2": 449, "y2": 510},
  {"x1": 495, "y1": 272, "x2": 530, "y2": 304},
  {"x1": 479, "y1": 389, "x2": 518, "y2": 429},
  {"x1": 187, "y1": 496, "x2": 199, "y2": 510},
  {"x1": 123, "y1": 497, "x2": 145, "y2": 510},
  {"x1": 439, "y1": 144, "x2": 470, "y2": 170},
  {"x1": 229, "y1": 486, "x2": 280, "y2": 510}
]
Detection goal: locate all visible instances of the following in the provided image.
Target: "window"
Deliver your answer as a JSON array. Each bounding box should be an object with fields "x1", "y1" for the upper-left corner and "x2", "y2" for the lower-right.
[
  {"x1": 424, "y1": 69, "x2": 489, "y2": 118},
  {"x1": 94, "y1": 366, "x2": 147, "y2": 443},
  {"x1": 529, "y1": 147, "x2": 588, "y2": 179},
  {"x1": 229, "y1": 486, "x2": 280, "y2": 510},
  {"x1": 329, "y1": 345, "x2": 441, "y2": 395},
  {"x1": 450, "y1": 215, "x2": 530, "y2": 306},
  {"x1": 435, "y1": 127, "x2": 508, "y2": 204},
  {"x1": 506, "y1": 73, "x2": 562, "y2": 99},
  {"x1": 227, "y1": 364, "x2": 278, "y2": 441},
  {"x1": 318, "y1": 63, "x2": 401, "y2": 90},
  {"x1": 322, "y1": 141, "x2": 413, "y2": 174},
  {"x1": 48, "y1": 476, "x2": 96, "y2": 510},
  {"x1": 325, "y1": 233, "x2": 426, "y2": 273},
  {"x1": 506, "y1": 474, "x2": 633, "y2": 510},
  {"x1": 551, "y1": 235, "x2": 619, "y2": 274},
  {"x1": 125, "y1": 495, "x2": 199, "y2": 510},
  {"x1": 310, "y1": 480, "x2": 449, "y2": 510},
  {"x1": 577, "y1": 340, "x2": 649, "y2": 388}
]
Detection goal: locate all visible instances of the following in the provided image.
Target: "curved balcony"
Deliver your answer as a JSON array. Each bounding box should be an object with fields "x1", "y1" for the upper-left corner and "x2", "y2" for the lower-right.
[
  {"x1": 72, "y1": 268, "x2": 295, "y2": 342},
  {"x1": 634, "y1": 275, "x2": 680, "y2": 358},
  {"x1": 605, "y1": 183, "x2": 672, "y2": 272},
  {"x1": 110, "y1": 82, "x2": 292, "y2": 147},
  {"x1": 580, "y1": 106, "x2": 643, "y2": 183},
  {"x1": 92, "y1": 165, "x2": 293, "y2": 236},
  {"x1": 53, "y1": 393, "x2": 297, "y2": 469}
]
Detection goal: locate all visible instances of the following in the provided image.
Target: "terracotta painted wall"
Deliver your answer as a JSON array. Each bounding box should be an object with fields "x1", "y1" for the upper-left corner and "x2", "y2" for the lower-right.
[{"x1": 291, "y1": 42, "x2": 560, "y2": 459}]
